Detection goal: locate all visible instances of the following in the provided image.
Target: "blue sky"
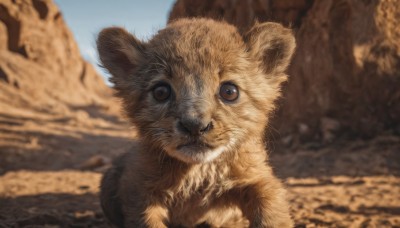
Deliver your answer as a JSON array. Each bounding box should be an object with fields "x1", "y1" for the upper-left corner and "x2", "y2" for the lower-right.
[{"x1": 54, "y1": 0, "x2": 176, "y2": 82}]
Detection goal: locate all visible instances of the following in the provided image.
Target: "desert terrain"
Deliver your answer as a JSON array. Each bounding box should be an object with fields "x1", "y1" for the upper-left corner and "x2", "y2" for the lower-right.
[{"x1": 1, "y1": 0, "x2": 400, "y2": 227}]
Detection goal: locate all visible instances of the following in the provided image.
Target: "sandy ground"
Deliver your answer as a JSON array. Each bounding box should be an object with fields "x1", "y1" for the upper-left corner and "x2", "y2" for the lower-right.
[{"x1": 0, "y1": 106, "x2": 399, "y2": 227}]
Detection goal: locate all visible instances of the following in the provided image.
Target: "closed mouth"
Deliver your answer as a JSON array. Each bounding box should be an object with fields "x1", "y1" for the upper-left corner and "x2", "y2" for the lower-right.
[{"x1": 176, "y1": 140, "x2": 213, "y2": 151}]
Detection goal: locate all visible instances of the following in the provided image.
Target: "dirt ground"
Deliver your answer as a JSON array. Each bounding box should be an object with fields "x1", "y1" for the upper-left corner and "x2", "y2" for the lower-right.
[{"x1": 0, "y1": 106, "x2": 399, "y2": 227}]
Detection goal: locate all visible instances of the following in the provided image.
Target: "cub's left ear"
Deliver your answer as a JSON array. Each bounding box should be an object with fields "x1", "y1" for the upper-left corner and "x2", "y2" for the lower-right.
[{"x1": 244, "y1": 22, "x2": 296, "y2": 75}]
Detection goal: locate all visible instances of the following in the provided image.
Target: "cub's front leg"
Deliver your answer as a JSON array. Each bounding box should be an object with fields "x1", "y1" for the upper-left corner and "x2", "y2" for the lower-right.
[
  {"x1": 100, "y1": 157, "x2": 169, "y2": 227},
  {"x1": 238, "y1": 178, "x2": 293, "y2": 228},
  {"x1": 122, "y1": 202, "x2": 168, "y2": 228},
  {"x1": 118, "y1": 174, "x2": 169, "y2": 227}
]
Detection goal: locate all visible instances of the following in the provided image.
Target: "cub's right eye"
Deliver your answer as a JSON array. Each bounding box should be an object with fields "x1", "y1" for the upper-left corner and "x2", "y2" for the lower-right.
[{"x1": 152, "y1": 84, "x2": 171, "y2": 102}]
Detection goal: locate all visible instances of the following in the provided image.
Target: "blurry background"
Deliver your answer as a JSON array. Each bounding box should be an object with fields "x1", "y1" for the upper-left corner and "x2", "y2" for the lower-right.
[{"x1": 0, "y1": 0, "x2": 399, "y2": 227}]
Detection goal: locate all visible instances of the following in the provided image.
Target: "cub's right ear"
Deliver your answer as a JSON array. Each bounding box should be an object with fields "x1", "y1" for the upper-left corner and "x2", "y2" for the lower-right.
[{"x1": 97, "y1": 27, "x2": 145, "y2": 84}]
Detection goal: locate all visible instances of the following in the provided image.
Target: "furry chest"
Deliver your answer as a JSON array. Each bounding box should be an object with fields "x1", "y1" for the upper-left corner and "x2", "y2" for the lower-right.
[
  {"x1": 166, "y1": 181, "x2": 235, "y2": 227},
  {"x1": 157, "y1": 164, "x2": 229, "y2": 201},
  {"x1": 156, "y1": 164, "x2": 234, "y2": 225}
]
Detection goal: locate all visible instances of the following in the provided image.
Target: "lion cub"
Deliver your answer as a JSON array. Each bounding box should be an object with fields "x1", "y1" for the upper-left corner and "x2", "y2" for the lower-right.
[{"x1": 97, "y1": 18, "x2": 295, "y2": 228}]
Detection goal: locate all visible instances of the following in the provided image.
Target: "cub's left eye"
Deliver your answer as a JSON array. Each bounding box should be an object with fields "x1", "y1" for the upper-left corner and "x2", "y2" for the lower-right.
[
  {"x1": 152, "y1": 84, "x2": 171, "y2": 102},
  {"x1": 219, "y1": 82, "x2": 239, "y2": 102}
]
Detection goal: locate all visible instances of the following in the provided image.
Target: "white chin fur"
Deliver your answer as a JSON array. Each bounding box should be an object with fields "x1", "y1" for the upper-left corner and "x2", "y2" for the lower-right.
[
  {"x1": 165, "y1": 145, "x2": 227, "y2": 164},
  {"x1": 165, "y1": 138, "x2": 236, "y2": 164},
  {"x1": 164, "y1": 138, "x2": 237, "y2": 164}
]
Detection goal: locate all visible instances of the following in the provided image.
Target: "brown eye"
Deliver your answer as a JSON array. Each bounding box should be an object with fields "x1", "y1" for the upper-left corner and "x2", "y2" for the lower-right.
[
  {"x1": 152, "y1": 84, "x2": 171, "y2": 102},
  {"x1": 219, "y1": 82, "x2": 239, "y2": 102}
]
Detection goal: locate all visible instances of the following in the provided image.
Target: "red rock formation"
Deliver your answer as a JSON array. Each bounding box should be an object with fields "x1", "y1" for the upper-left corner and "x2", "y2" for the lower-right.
[
  {"x1": 169, "y1": 0, "x2": 400, "y2": 140},
  {"x1": 0, "y1": 0, "x2": 111, "y2": 114}
]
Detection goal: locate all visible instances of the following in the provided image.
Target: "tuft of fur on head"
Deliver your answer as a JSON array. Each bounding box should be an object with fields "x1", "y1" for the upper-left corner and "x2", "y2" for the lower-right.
[{"x1": 97, "y1": 18, "x2": 295, "y2": 164}]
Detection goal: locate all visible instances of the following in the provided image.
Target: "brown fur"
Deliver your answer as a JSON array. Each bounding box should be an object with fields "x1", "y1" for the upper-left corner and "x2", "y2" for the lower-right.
[{"x1": 97, "y1": 18, "x2": 295, "y2": 227}]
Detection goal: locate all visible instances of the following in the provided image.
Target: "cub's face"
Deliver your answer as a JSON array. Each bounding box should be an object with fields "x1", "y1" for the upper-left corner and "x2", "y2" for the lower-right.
[{"x1": 97, "y1": 19, "x2": 295, "y2": 163}]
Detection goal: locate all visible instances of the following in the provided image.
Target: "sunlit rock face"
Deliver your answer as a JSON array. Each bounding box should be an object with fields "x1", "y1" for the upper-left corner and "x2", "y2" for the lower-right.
[{"x1": 0, "y1": 0, "x2": 111, "y2": 113}]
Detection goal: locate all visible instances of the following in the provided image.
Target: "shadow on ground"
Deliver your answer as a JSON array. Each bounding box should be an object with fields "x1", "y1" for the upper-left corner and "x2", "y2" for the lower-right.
[{"x1": 0, "y1": 193, "x2": 109, "y2": 227}]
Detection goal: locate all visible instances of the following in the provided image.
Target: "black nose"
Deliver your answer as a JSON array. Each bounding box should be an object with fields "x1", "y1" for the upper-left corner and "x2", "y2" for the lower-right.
[{"x1": 178, "y1": 118, "x2": 213, "y2": 136}]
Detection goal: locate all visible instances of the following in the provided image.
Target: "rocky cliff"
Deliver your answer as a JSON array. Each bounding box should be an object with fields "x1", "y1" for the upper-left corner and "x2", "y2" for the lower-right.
[
  {"x1": 169, "y1": 0, "x2": 400, "y2": 141},
  {"x1": 0, "y1": 0, "x2": 128, "y2": 174},
  {"x1": 0, "y1": 0, "x2": 111, "y2": 115}
]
